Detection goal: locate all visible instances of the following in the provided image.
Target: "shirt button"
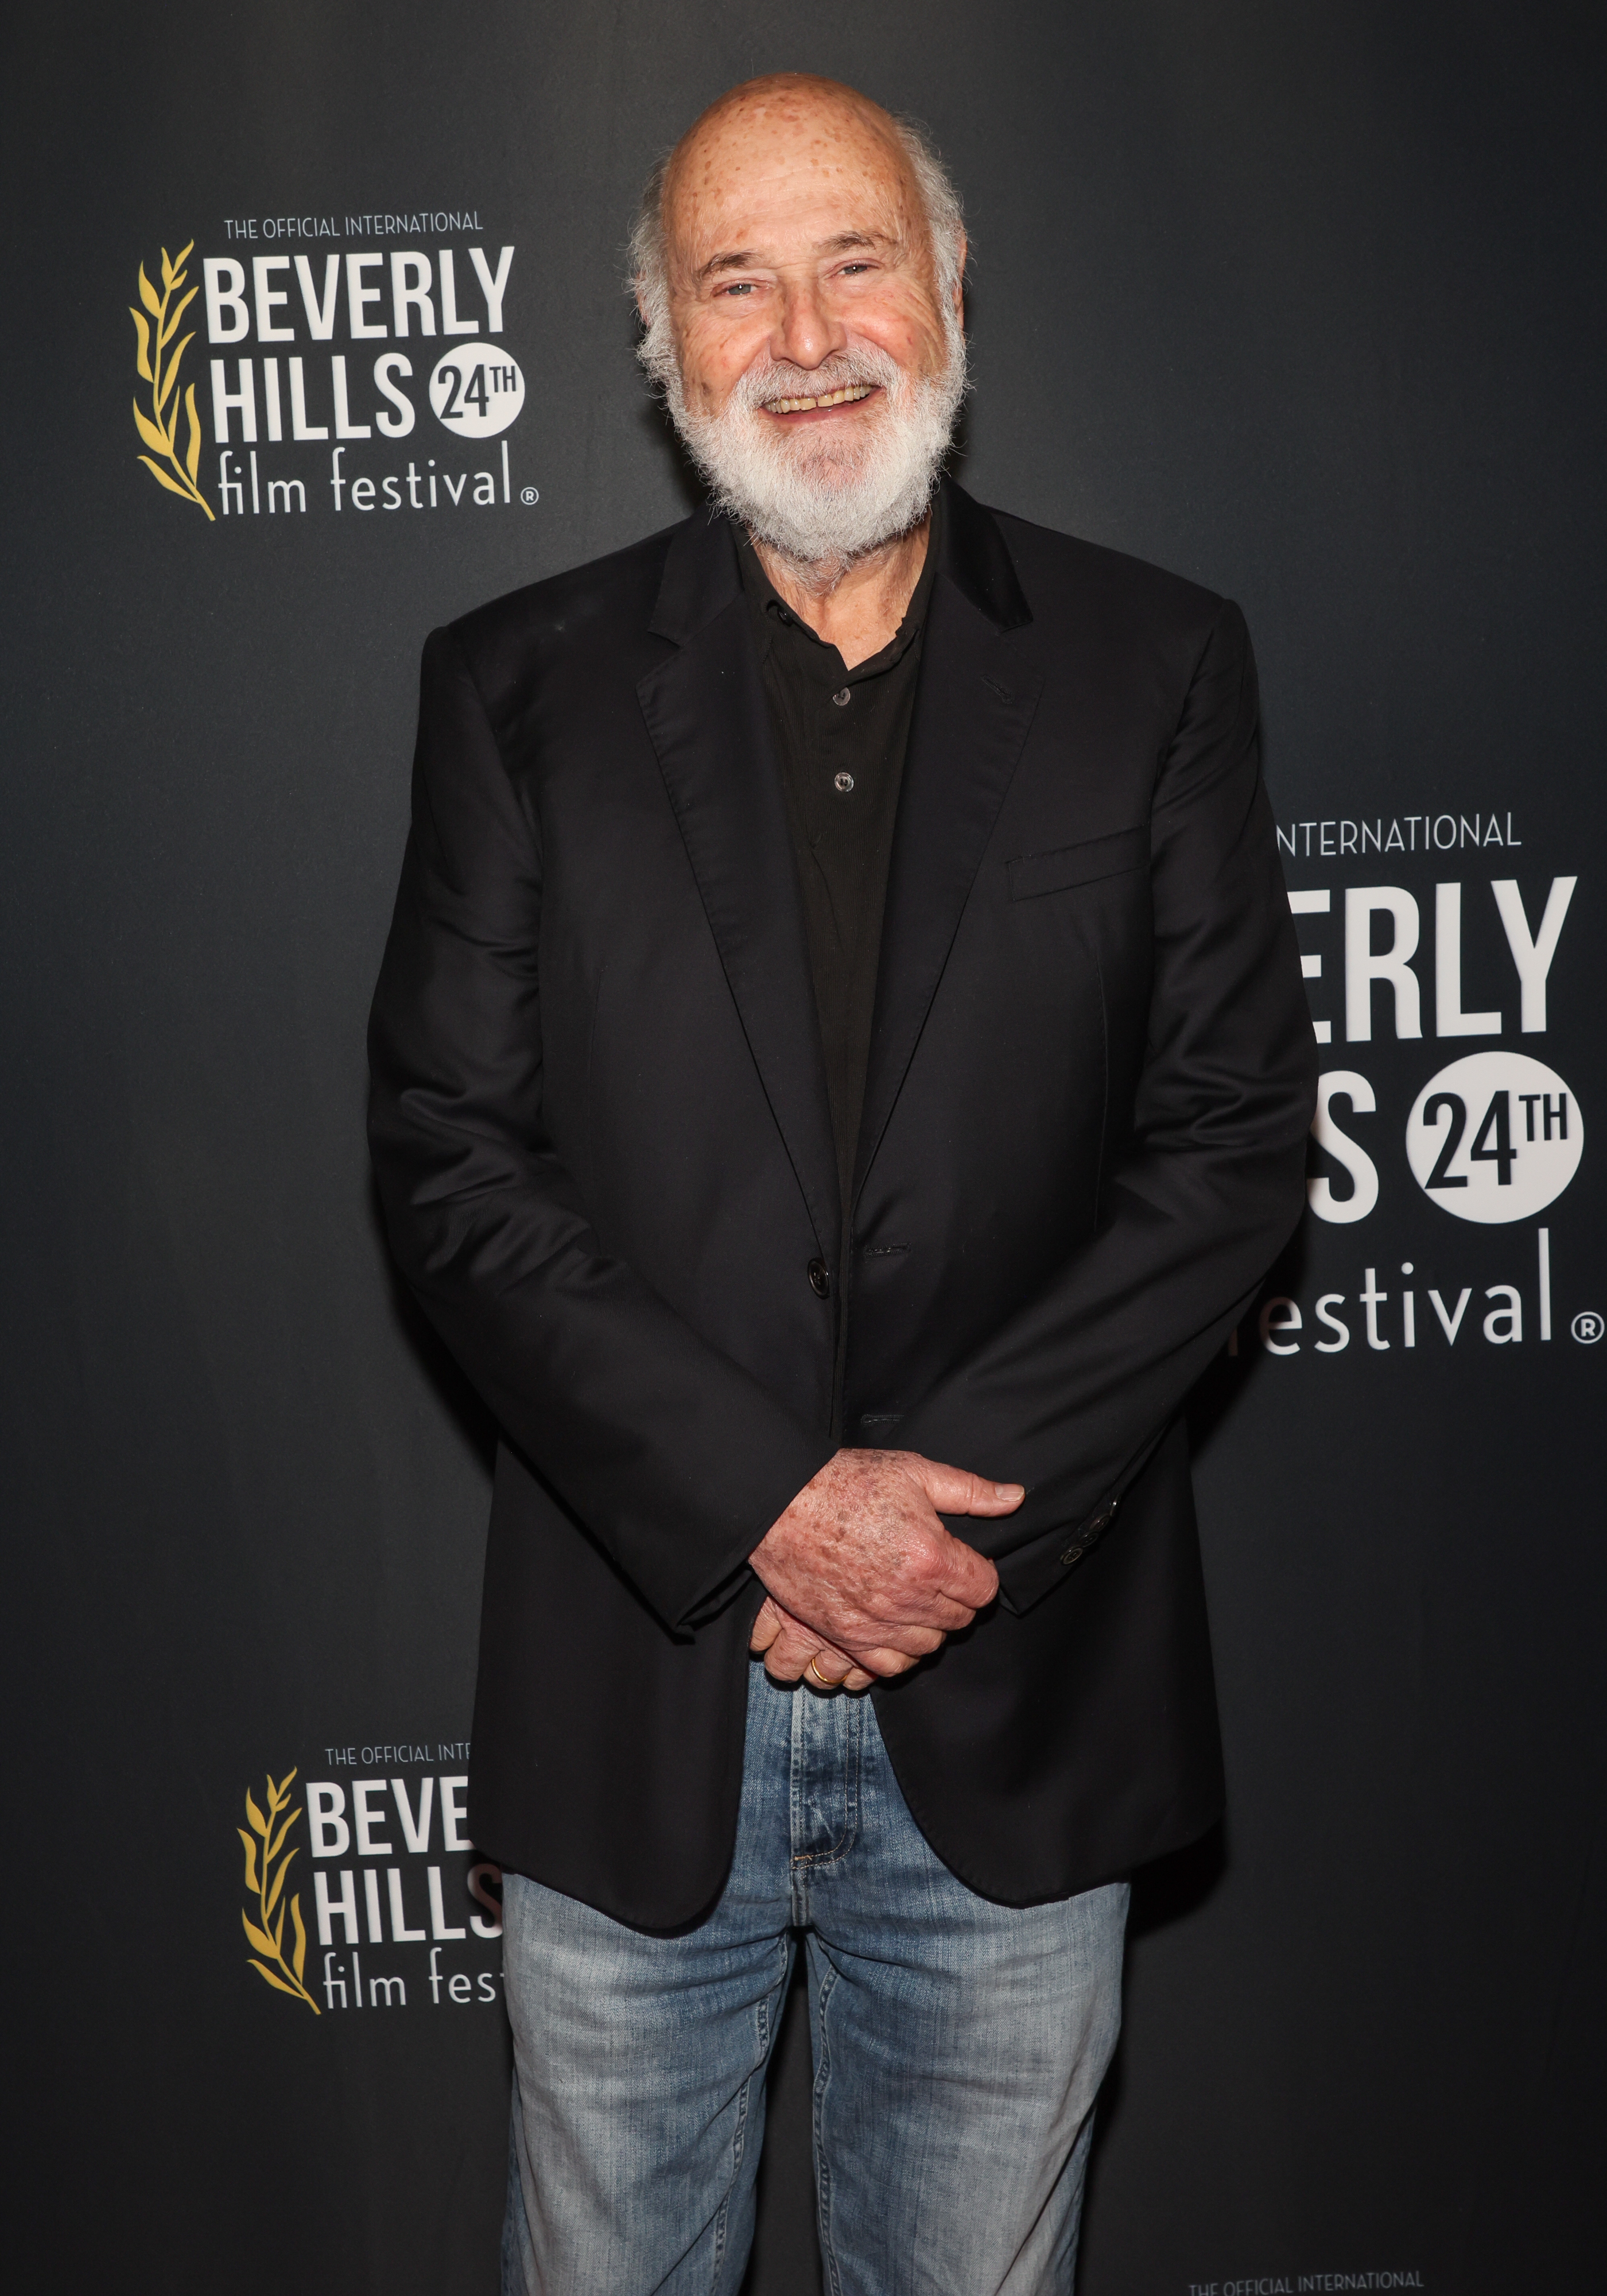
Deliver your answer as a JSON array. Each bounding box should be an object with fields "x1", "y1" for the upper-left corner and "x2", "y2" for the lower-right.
[
  {"x1": 808, "y1": 1258, "x2": 832, "y2": 1299},
  {"x1": 832, "y1": 687, "x2": 851, "y2": 707},
  {"x1": 834, "y1": 772, "x2": 855, "y2": 794}
]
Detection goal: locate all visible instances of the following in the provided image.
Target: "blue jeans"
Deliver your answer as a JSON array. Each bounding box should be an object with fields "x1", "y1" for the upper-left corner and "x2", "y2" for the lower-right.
[{"x1": 500, "y1": 1661, "x2": 1128, "y2": 2295}]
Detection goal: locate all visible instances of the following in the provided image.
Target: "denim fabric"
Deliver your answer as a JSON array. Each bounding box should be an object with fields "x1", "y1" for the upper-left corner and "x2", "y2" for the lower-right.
[{"x1": 500, "y1": 1661, "x2": 1128, "y2": 2296}]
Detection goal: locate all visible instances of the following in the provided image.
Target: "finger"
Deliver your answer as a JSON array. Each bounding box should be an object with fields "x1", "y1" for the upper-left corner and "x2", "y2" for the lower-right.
[
  {"x1": 935, "y1": 1537, "x2": 1000, "y2": 1611},
  {"x1": 803, "y1": 1654, "x2": 858, "y2": 1692},
  {"x1": 851, "y1": 1621, "x2": 948, "y2": 1660},
  {"x1": 764, "y1": 1618, "x2": 865, "y2": 1686},
  {"x1": 910, "y1": 1590, "x2": 986, "y2": 1632},
  {"x1": 748, "y1": 1596, "x2": 786, "y2": 1655},
  {"x1": 842, "y1": 1584, "x2": 980, "y2": 1638},
  {"x1": 886, "y1": 1514, "x2": 999, "y2": 1614},
  {"x1": 910, "y1": 1457, "x2": 1025, "y2": 1518},
  {"x1": 802, "y1": 1634, "x2": 860, "y2": 1688},
  {"x1": 761, "y1": 1618, "x2": 821, "y2": 1681},
  {"x1": 762, "y1": 1597, "x2": 951, "y2": 1670},
  {"x1": 759, "y1": 1596, "x2": 858, "y2": 1669},
  {"x1": 850, "y1": 1645, "x2": 924, "y2": 1677}
]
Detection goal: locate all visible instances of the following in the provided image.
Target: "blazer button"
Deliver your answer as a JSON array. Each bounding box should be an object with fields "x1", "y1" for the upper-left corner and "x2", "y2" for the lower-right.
[{"x1": 808, "y1": 1258, "x2": 832, "y2": 1299}]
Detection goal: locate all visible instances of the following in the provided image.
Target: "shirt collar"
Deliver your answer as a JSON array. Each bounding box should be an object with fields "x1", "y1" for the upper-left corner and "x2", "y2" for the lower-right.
[{"x1": 739, "y1": 492, "x2": 944, "y2": 684}]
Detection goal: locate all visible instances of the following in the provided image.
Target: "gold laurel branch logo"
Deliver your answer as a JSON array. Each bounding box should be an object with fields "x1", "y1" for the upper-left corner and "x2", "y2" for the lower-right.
[
  {"x1": 130, "y1": 242, "x2": 214, "y2": 519},
  {"x1": 239, "y1": 1768, "x2": 319, "y2": 2012}
]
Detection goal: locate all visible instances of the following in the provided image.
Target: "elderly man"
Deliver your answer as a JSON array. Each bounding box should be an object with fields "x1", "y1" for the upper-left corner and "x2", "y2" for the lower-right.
[{"x1": 368, "y1": 71, "x2": 1315, "y2": 2296}]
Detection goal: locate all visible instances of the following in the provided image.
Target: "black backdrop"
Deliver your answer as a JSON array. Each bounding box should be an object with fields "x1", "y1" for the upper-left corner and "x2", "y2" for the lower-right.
[{"x1": 6, "y1": 5, "x2": 1603, "y2": 2291}]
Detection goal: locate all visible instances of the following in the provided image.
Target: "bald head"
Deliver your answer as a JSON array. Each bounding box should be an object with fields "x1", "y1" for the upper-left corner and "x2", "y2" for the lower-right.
[
  {"x1": 672, "y1": 71, "x2": 905, "y2": 168},
  {"x1": 665, "y1": 76, "x2": 911, "y2": 210},
  {"x1": 632, "y1": 76, "x2": 965, "y2": 336},
  {"x1": 666, "y1": 78, "x2": 930, "y2": 287}
]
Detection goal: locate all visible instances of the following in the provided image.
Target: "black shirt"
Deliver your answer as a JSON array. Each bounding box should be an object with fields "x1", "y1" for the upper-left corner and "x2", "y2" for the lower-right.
[{"x1": 740, "y1": 506, "x2": 940, "y2": 1218}]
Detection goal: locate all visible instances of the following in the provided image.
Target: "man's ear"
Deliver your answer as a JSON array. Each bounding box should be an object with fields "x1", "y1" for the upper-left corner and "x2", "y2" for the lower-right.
[{"x1": 952, "y1": 233, "x2": 968, "y2": 324}]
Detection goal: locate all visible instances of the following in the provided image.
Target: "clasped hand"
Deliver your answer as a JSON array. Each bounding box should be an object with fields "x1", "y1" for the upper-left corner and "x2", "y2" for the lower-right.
[{"x1": 747, "y1": 1448, "x2": 1022, "y2": 1693}]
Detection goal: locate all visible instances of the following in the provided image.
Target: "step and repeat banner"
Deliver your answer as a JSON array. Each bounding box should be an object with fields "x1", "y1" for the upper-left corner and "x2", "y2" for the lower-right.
[{"x1": 7, "y1": 5, "x2": 1601, "y2": 2291}]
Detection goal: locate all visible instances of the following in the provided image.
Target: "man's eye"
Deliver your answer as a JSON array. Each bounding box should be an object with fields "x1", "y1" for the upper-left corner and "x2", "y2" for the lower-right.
[{"x1": 720, "y1": 281, "x2": 756, "y2": 297}]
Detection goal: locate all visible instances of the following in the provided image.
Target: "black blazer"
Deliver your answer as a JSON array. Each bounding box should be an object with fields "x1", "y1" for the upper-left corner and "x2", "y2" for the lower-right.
[{"x1": 367, "y1": 479, "x2": 1317, "y2": 1931}]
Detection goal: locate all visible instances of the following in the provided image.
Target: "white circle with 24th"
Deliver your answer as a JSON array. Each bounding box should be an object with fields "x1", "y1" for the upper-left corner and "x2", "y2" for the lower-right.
[
  {"x1": 1406, "y1": 1050, "x2": 1583, "y2": 1223},
  {"x1": 429, "y1": 346, "x2": 525, "y2": 438}
]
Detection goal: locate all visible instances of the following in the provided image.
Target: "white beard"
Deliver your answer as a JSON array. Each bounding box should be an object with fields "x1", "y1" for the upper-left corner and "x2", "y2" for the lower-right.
[{"x1": 647, "y1": 311, "x2": 966, "y2": 578}]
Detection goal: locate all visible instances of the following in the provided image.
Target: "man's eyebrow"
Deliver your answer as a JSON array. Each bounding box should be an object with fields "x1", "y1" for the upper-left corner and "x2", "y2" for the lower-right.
[
  {"x1": 820, "y1": 230, "x2": 894, "y2": 255},
  {"x1": 697, "y1": 249, "x2": 763, "y2": 282},
  {"x1": 694, "y1": 229, "x2": 899, "y2": 284}
]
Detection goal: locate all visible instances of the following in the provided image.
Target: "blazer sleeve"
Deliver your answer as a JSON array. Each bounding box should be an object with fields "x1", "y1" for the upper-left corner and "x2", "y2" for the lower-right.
[
  {"x1": 896, "y1": 598, "x2": 1318, "y2": 1607},
  {"x1": 366, "y1": 625, "x2": 833, "y2": 1633}
]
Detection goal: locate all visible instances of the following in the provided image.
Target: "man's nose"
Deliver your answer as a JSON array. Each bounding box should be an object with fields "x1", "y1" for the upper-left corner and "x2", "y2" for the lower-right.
[{"x1": 772, "y1": 276, "x2": 847, "y2": 371}]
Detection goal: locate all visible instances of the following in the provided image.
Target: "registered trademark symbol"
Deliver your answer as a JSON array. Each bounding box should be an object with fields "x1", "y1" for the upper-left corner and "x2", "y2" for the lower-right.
[
  {"x1": 521, "y1": 486, "x2": 539, "y2": 506},
  {"x1": 1572, "y1": 1310, "x2": 1604, "y2": 1344}
]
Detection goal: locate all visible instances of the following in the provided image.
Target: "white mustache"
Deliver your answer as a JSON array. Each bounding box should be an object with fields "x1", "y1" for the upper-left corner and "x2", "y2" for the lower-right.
[{"x1": 728, "y1": 346, "x2": 903, "y2": 415}]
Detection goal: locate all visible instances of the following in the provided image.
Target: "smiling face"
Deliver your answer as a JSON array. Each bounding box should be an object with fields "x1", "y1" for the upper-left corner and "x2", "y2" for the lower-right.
[{"x1": 638, "y1": 77, "x2": 967, "y2": 573}]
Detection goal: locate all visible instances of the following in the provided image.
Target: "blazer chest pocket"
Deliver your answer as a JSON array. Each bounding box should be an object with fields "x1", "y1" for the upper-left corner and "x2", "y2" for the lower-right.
[{"x1": 1007, "y1": 824, "x2": 1148, "y2": 901}]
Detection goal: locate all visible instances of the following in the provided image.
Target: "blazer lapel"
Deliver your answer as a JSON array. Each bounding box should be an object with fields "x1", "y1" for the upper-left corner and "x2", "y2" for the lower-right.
[
  {"x1": 636, "y1": 516, "x2": 840, "y2": 1262},
  {"x1": 854, "y1": 486, "x2": 1045, "y2": 1203}
]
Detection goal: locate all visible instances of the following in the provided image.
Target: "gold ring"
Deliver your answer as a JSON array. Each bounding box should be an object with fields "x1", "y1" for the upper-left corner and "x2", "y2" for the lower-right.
[{"x1": 807, "y1": 1654, "x2": 844, "y2": 1689}]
